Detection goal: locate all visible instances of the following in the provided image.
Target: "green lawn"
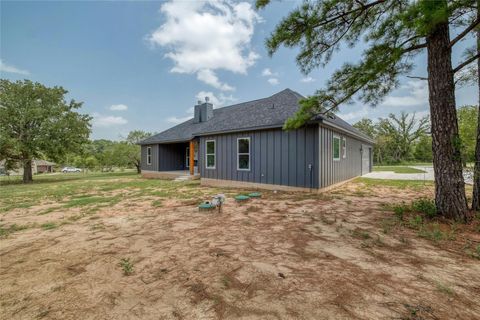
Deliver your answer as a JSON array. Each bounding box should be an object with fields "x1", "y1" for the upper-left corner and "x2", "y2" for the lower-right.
[
  {"x1": 373, "y1": 166, "x2": 426, "y2": 174},
  {"x1": 0, "y1": 171, "x2": 207, "y2": 214}
]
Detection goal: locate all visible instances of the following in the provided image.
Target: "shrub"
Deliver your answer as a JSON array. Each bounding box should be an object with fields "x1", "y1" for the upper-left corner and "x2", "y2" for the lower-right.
[
  {"x1": 412, "y1": 198, "x2": 437, "y2": 218},
  {"x1": 393, "y1": 203, "x2": 408, "y2": 220}
]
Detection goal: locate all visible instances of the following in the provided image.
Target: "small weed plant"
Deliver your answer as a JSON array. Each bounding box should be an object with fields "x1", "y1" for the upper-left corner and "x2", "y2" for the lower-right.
[{"x1": 119, "y1": 258, "x2": 134, "y2": 275}]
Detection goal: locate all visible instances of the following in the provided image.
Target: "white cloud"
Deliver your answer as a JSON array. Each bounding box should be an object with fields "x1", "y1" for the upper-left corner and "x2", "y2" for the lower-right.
[
  {"x1": 197, "y1": 69, "x2": 234, "y2": 91},
  {"x1": 167, "y1": 91, "x2": 237, "y2": 124},
  {"x1": 261, "y1": 68, "x2": 277, "y2": 77},
  {"x1": 195, "y1": 91, "x2": 236, "y2": 108},
  {"x1": 0, "y1": 60, "x2": 30, "y2": 75},
  {"x1": 338, "y1": 106, "x2": 369, "y2": 122},
  {"x1": 301, "y1": 76, "x2": 315, "y2": 83},
  {"x1": 267, "y1": 78, "x2": 279, "y2": 85},
  {"x1": 381, "y1": 80, "x2": 428, "y2": 107},
  {"x1": 147, "y1": 1, "x2": 261, "y2": 91},
  {"x1": 92, "y1": 113, "x2": 128, "y2": 127},
  {"x1": 109, "y1": 104, "x2": 128, "y2": 111}
]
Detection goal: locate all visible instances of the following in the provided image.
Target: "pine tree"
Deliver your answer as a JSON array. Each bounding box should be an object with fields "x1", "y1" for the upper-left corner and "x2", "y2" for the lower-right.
[{"x1": 257, "y1": 0, "x2": 479, "y2": 221}]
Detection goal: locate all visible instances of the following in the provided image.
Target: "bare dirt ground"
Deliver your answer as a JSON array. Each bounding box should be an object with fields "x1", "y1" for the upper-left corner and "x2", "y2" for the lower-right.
[{"x1": 1, "y1": 178, "x2": 480, "y2": 320}]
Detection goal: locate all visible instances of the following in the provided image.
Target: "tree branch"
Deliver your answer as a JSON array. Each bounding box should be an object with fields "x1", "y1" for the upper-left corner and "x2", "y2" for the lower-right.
[
  {"x1": 449, "y1": 17, "x2": 480, "y2": 48},
  {"x1": 407, "y1": 75, "x2": 428, "y2": 81},
  {"x1": 453, "y1": 52, "x2": 480, "y2": 73},
  {"x1": 402, "y1": 43, "x2": 427, "y2": 53},
  {"x1": 311, "y1": 0, "x2": 386, "y2": 29}
]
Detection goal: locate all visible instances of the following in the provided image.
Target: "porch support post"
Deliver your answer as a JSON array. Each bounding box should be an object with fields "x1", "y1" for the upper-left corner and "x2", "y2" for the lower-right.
[{"x1": 189, "y1": 140, "x2": 195, "y2": 175}]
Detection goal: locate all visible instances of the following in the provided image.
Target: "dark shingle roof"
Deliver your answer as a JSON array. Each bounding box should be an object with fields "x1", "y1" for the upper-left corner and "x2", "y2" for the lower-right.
[{"x1": 140, "y1": 89, "x2": 373, "y2": 144}]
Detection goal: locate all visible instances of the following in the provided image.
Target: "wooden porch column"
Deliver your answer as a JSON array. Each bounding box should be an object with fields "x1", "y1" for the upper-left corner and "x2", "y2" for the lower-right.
[{"x1": 189, "y1": 140, "x2": 195, "y2": 175}]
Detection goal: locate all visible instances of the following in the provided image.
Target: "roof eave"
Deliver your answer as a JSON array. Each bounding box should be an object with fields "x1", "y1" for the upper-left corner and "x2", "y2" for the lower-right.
[{"x1": 320, "y1": 119, "x2": 375, "y2": 144}]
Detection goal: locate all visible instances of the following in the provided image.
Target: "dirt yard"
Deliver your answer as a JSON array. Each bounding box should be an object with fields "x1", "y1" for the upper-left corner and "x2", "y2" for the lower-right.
[{"x1": 1, "y1": 173, "x2": 479, "y2": 319}]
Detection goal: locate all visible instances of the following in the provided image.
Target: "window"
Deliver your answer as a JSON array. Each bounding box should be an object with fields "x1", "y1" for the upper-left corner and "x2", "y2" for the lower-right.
[
  {"x1": 205, "y1": 140, "x2": 216, "y2": 169},
  {"x1": 147, "y1": 147, "x2": 152, "y2": 165},
  {"x1": 342, "y1": 137, "x2": 347, "y2": 159},
  {"x1": 237, "y1": 137, "x2": 250, "y2": 170},
  {"x1": 186, "y1": 146, "x2": 190, "y2": 168},
  {"x1": 333, "y1": 135, "x2": 340, "y2": 161}
]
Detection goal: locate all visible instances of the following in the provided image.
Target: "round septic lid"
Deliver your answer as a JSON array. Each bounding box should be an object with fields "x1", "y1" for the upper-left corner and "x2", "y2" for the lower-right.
[
  {"x1": 248, "y1": 192, "x2": 261, "y2": 198},
  {"x1": 199, "y1": 203, "x2": 215, "y2": 209},
  {"x1": 235, "y1": 195, "x2": 250, "y2": 201}
]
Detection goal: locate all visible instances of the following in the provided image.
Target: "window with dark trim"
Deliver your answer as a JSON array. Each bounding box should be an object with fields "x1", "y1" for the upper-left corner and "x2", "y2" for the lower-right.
[
  {"x1": 237, "y1": 137, "x2": 250, "y2": 171},
  {"x1": 205, "y1": 140, "x2": 216, "y2": 169},
  {"x1": 147, "y1": 147, "x2": 152, "y2": 165},
  {"x1": 333, "y1": 135, "x2": 340, "y2": 161}
]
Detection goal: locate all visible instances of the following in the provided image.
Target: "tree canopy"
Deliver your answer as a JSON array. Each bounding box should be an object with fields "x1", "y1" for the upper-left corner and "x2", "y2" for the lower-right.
[
  {"x1": 255, "y1": 0, "x2": 479, "y2": 129},
  {"x1": 0, "y1": 79, "x2": 91, "y2": 183}
]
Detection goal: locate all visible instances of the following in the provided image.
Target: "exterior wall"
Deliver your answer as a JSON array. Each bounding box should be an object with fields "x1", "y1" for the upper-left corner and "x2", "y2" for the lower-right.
[
  {"x1": 318, "y1": 125, "x2": 372, "y2": 188},
  {"x1": 198, "y1": 125, "x2": 319, "y2": 189},
  {"x1": 141, "y1": 144, "x2": 159, "y2": 171},
  {"x1": 141, "y1": 143, "x2": 188, "y2": 172}
]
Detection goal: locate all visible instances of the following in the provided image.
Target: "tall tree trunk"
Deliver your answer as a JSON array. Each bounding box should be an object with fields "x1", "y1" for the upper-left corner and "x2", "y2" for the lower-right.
[
  {"x1": 427, "y1": 19, "x2": 469, "y2": 221},
  {"x1": 471, "y1": 4, "x2": 480, "y2": 211},
  {"x1": 23, "y1": 159, "x2": 33, "y2": 183}
]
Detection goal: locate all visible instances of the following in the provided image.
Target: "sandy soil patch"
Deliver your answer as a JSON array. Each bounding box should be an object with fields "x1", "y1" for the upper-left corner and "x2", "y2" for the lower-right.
[{"x1": 1, "y1": 181, "x2": 479, "y2": 320}]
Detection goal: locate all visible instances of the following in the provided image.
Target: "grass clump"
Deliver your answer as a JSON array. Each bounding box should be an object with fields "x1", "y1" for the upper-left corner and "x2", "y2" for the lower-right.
[
  {"x1": 119, "y1": 258, "x2": 134, "y2": 275},
  {"x1": 435, "y1": 281, "x2": 455, "y2": 296},
  {"x1": 411, "y1": 198, "x2": 437, "y2": 218},
  {"x1": 0, "y1": 224, "x2": 29, "y2": 237},
  {"x1": 41, "y1": 222, "x2": 57, "y2": 230}
]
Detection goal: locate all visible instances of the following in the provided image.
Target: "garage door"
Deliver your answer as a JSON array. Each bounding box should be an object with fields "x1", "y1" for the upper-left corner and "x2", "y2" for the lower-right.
[{"x1": 361, "y1": 145, "x2": 371, "y2": 175}]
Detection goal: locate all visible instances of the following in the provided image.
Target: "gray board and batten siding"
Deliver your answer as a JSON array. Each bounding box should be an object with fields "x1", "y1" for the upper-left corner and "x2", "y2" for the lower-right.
[
  {"x1": 141, "y1": 143, "x2": 189, "y2": 172},
  {"x1": 198, "y1": 123, "x2": 372, "y2": 190},
  {"x1": 198, "y1": 125, "x2": 320, "y2": 189}
]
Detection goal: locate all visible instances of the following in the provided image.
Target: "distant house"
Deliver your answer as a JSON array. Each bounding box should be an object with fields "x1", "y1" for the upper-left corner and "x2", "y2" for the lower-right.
[
  {"x1": 0, "y1": 159, "x2": 56, "y2": 176},
  {"x1": 139, "y1": 89, "x2": 374, "y2": 192},
  {"x1": 33, "y1": 160, "x2": 56, "y2": 174}
]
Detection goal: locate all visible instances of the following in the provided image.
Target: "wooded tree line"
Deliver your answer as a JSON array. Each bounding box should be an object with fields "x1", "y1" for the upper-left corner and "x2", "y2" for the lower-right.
[
  {"x1": 353, "y1": 106, "x2": 478, "y2": 165},
  {"x1": 61, "y1": 130, "x2": 153, "y2": 174}
]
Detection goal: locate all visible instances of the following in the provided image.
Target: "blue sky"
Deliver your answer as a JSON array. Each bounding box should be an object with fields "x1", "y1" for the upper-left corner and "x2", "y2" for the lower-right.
[{"x1": 1, "y1": 0, "x2": 477, "y2": 140}]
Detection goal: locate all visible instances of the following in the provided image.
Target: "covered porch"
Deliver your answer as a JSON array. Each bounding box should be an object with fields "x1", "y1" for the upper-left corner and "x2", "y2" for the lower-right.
[{"x1": 142, "y1": 139, "x2": 200, "y2": 180}]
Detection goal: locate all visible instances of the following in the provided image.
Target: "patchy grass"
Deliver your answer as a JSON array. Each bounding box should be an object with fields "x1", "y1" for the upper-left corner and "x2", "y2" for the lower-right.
[
  {"x1": 355, "y1": 178, "x2": 433, "y2": 189},
  {"x1": 373, "y1": 166, "x2": 426, "y2": 174},
  {"x1": 40, "y1": 222, "x2": 57, "y2": 230},
  {"x1": 0, "y1": 223, "x2": 30, "y2": 237}
]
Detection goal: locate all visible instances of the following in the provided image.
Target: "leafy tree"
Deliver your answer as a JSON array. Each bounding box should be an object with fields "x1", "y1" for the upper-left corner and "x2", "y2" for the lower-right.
[
  {"x1": 377, "y1": 112, "x2": 429, "y2": 162},
  {"x1": 353, "y1": 118, "x2": 376, "y2": 139},
  {"x1": 257, "y1": 0, "x2": 479, "y2": 220},
  {"x1": 354, "y1": 112, "x2": 429, "y2": 164},
  {"x1": 125, "y1": 130, "x2": 153, "y2": 173},
  {"x1": 414, "y1": 134, "x2": 433, "y2": 162},
  {"x1": 0, "y1": 80, "x2": 91, "y2": 183},
  {"x1": 457, "y1": 105, "x2": 478, "y2": 163}
]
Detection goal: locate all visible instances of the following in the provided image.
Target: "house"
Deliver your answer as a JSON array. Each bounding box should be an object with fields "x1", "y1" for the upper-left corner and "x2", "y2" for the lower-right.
[
  {"x1": 139, "y1": 89, "x2": 374, "y2": 192},
  {"x1": 33, "y1": 159, "x2": 56, "y2": 173}
]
